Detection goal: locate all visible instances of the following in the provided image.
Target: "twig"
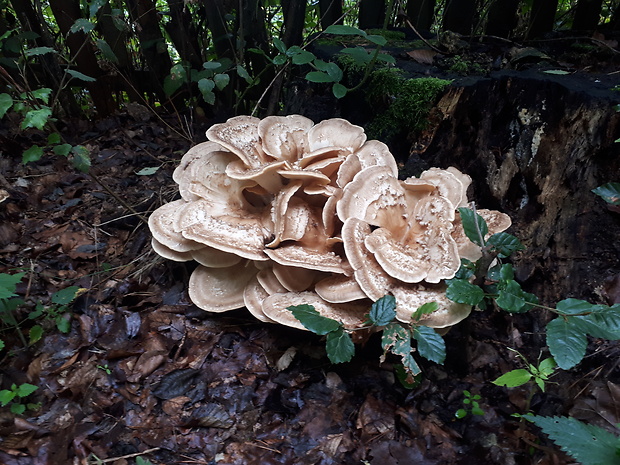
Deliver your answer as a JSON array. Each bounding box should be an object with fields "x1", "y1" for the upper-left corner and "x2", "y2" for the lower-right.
[
  {"x1": 398, "y1": 8, "x2": 443, "y2": 54},
  {"x1": 96, "y1": 447, "x2": 160, "y2": 463}
]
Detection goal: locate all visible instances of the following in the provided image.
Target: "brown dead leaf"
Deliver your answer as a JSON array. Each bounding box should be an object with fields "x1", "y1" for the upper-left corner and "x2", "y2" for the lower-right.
[{"x1": 406, "y1": 49, "x2": 438, "y2": 64}]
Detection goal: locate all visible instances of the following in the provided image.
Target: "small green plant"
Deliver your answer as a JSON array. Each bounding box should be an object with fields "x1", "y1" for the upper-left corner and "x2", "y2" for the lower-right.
[
  {"x1": 0, "y1": 382, "x2": 39, "y2": 414},
  {"x1": 527, "y1": 415, "x2": 620, "y2": 465},
  {"x1": 0, "y1": 272, "x2": 27, "y2": 347},
  {"x1": 97, "y1": 364, "x2": 111, "y2": 375},
  {"x1": 492, "y1": 351, "x2": 557, "y2": 392},
  {"x1": 27, "y1": 286, "x2": 82, "y2": 343},
  {"x1": 455, "y1": 390, "x2": 485, "y2": 419}
]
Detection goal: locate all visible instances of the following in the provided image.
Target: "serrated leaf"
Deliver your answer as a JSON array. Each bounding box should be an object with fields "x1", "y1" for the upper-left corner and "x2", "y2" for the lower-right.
[
  {"x1": 458, "y1": 207, "x2": 488, "y2": 246},
  {"x1": 29, "y1": 325, "x2": 43, "y2": 345},
  {"x1": 56, "y1": 315, "x2": 71, "y2": 333},
  {"x1": 306, "y1": 71, "x2": 334, "y2": 83},
  {"x1": 10, "y1": 403, "x2": 25, "y2": 414},
  {"x1": 487, "y1": 232, "x2": 525, "y2": 257},
  {"x1": 326, "y1": 327, "x2": 355, "y2": 363},
  {"x1": 332, "y1": 83, "x2": 347, "y2": 98},
  {"x1": 16, "y1": 383, "x2": 37, "y2": 398},
  {"x1": 213, "y1": 73, "x2": 229, "y2": 90},
  {"x1": 0, "y1": 390, "x2": 15, "y2": 406},
  {"x1": 556, "y1": 298, "x2": 604, "y2": 316},
  {"x1": 382, "y1": 323, "x2": 421, "y2": 376},
  {"x1": 413, "y1": 326, "x2": 446, "y2": 364},
  {"x1": 324, "y1": 25, "x2": 366, "y2": 36},
  {"x1": 51, "y1": 286, "x2": 81, "y2": 305},
  {"x1": 592, "y1": 182, "x2": 620, "y2": 206},
  {"x1": 71, "y1": 145, "x2": 91, "y2": 173},
  {"x1": 31, "y1": 87, "x2": 52, "y2": 103},
  {"x1": 412, "y1": 301, "x2": 439, "y2": 321},
  {"x1": 66, "y1": 69, "x2": 96, "y2": 82},
  {"x1": 95, "y1": 39, "x2": 119, "y2": 63},
  {"x1": 53, "y1": 144, "x2": 72, "y2": 156},
  {"x1": 368, "y1": 295, "x2": 396, "y2": 326},
  {"x1": 496, "y1": 280, "x2": 527, "y2": 312},
  {"x1": 546, "y1": 318, "x2": 587, "y2": 370},
  {"x1": 22, "y1": 145, "x2": 44, "y2": 164},
  {"x1": 136, "y1": 166, "x2": 160, "y2": 176},
  {"x1": 24, "y1": 46, "x2": 55, "y2": 57},
  {"x1": 47, "y1": 132, "x2": 61, "y2": 145},
  {"x1": 492, "y1": 369, "x2": 532, "y2": 387},
  {"x1": 528, "y1": 415, "x2": 620, "y2": 465},
  {"x1": 0, "y1": 273, "x2": 25, "y2": 299},
  {"x1": 446, "y1": 279, "x2": 484, "y2": 305},
  {"x1": 289, "y1": 304, "x2": 341, "y2": 335},
  {"x1": 0, "y1": 93, "x2": 13, "y2": 118},
  {"x1": 22, "y1": 107, "x2": 52, "y2": 130},
  {"x1": 70, "y1": 18, "x2": 95, "y2": 34}
]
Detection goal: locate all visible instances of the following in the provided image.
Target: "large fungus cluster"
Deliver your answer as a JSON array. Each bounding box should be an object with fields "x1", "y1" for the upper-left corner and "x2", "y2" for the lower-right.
[{"x1": 149, "y1": 115, "x2": 511, "y2": 331}]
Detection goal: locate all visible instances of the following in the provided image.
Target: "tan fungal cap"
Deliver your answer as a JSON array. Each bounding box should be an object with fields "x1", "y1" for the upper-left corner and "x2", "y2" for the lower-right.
[
  {"x1": 307, "y1": 118, "x2": 367, "y2": 153},
  {"x1": 148, "y1": 199, "x2": 203, "y2": 252},
  {"x1": 258, "y1": 115, "x2": 314, "y2": 161},
  {"x1": 315, "y1": 275, "x2": 368, "y2": 303},
  {"x1": 206, "y1": 115, "x2": 266, "y2": 168},
  {"x1": 391, "y1": 285, "x2": 472, "y2": 328}
]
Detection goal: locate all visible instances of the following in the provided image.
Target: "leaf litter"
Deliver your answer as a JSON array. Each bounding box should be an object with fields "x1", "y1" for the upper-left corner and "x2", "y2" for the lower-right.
[{"x1": 0, "y1": 108, "x2": 617, "y2": 464}]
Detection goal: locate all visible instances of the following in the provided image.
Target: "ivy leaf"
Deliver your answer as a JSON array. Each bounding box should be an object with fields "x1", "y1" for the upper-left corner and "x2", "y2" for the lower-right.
[
  {"x1": 446, "y1": 279, "x2": 485, "y2": 305},
  {"x1": 592, "y1": 182, "x2": 620, "y2": 205},
  {"x1": 66, "y1": 69, "x2": 96, "y2": 82},
  {"x1": 22, "y1": 107, "x2": 52, "y2": 130},
  {"x1": 0, "y1": 93, "x2": 13, "y2": 118},
  {"x1": 305, "y1": 71, "x2": 334, "y2": 83},
  {"x1": 546, "y1": 318, "x2": 588, "y2": 370},
  {"x1": 528, "y1": 415, "x2": 620, "y2": 465},
  {"x1": 288, "y1": 304, "x2": 341, "y2": 335},
  {"x1": 492, "y1": 369, "x2": 532, "y2": 388},
  {"x1": 22, "y1": 145, "x2": 44, "y2": 164},
  {"x1": 457, "y1": 207, "x2": 488, "y2": 246},
  {"x1": 15, "y1": 383, "x2": 38, "y2": 398},
  {"x1": 487, "y1": 232, "x2": 525, "y2": 257},
  {"x1": 413, "y1": 326, "x2": 446, "y2": 364},
  {"x1": 325, "y1": 327, "x2": 355, "y2": 363},
  {"x1": 51, "y1": 286, "x2": 81, "y2": 305},
  {"x1": 367, "y1": 295, "x2": 396, "y2": 326}
]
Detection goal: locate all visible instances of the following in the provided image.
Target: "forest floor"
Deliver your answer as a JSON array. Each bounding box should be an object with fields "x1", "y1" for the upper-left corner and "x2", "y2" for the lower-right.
[{"x1": 0, "y1": 32, "x2": 619, "y2": 465}]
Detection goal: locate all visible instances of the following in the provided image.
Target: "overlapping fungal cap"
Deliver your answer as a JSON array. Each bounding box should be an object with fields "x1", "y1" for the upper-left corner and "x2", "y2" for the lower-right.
[{"x1": 149, "y1": 115, "x2": 513, "y2": 333}]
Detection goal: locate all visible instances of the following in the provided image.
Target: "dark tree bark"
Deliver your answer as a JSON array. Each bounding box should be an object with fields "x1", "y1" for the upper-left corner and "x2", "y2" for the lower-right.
[
  {"x1": 281, "y1": 0, "x2": 307, "y2": 47},
  {"x1": 572, "y1": 0, "x2": 603, "y2": 31},
  {"x1": 442, "y1": 0, "x2": 476, "y2": 35},
  {"x1": 203, "y1": 0, "x2": 235, "y2": 60},
  {"x1": 359, "y1": 0, "x2": 385, "y2": 29},
  {"x1": 406, "y1": 0, "x2": 436, "y2": 31},
  {"x1": 49, "y1": 0, "x2": 116, "y2": 116},
  {"x1": 124, "y1": 0, "x2": 174, "y2": 103},
  {"x1": 527, "y1": 0, "x2": 559, "y2": 38},
  {"x1": 319, "y1": 0, "x2": 343, "y2": 29},
  {"x1": 486, "y1": 0, "x2": 520, "y2": 38},
  {"x1": 165, "y1": 0, "x2": 203, "y2": 69}
]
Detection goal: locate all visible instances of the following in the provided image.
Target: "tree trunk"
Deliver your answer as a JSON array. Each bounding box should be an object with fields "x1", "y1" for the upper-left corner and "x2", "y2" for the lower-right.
[
  {"x1": 281, "y1": 0, "x2": 307, "y2": 47},
  {"x1": 359, "y1": 0, "x2": 385, "y2": 29},
  {"x1": 165, "y1": 0, "x2": 203, "y2": 70},
  {"x1": 49, "y1": 0, "x2": 116, "y2": 116},
  {"x1": 442, "y1": 0, "x2": 476, "y2": 35},
  {"x1": 124, "y1": 0, "x2": 173, "y2": 103},
  {"x1": 319, "y1": 0, "x2": 343, "y2": 29},
  {"x1": 527, "y1": 0, "x2": 559, "y2": 38},
  {"x1": 406, "y1": 0, "x2": 436, "y2": 31},
  {"x1": 486, "y1": 0, "x2": 520, "y2": 38},
  {"x1": 204, "y1": 0, "x2": 235, "y2": 60},
  {"x1": 404, "y1": 73, "x2": 620, "y2": 305},
  {"x1": 572, "y1": 0, "x2": 603, "y2": 31}
]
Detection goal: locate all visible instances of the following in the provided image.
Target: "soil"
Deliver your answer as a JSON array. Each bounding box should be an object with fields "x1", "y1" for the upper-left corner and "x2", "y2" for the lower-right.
[{"x1": 0, "y1": 33, "x2": 619, "y2": 465}]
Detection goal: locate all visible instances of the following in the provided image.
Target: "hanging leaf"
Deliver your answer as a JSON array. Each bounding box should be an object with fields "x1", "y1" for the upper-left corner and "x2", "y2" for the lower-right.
[
  {"x1": 306, "y1": 71, "x2": 334, "y2": 83},
  {"x1": 291, "y1": 50, "x2": 315, "y2": 65},
  {"x1": 324, "y1": 25, "x2": 366, "y2": 36},
  {"x1": 332, "y1": 83, "x2": 347, "y2": 99},
  {"x1": 95, "y1": 39, "x2": 119, "y2": 63},
  {"x1": 0, "y1": 93, "x2": 13, "y2": 118},
  {"x1": 66, "y1": 69, "x2": 97, "y2": 82},
  {"x1": 413, "y1": 326, "x2": 446, "y2": 364},
  {"x1": 213, "y1": 73, "x2": 230, "y2": 91},
  {"x1": 487, "y1": 232, "x2": 525, "y2": 257},
  {"x1": 325, "y1": 327, "x2": 355, "y2": 363}
]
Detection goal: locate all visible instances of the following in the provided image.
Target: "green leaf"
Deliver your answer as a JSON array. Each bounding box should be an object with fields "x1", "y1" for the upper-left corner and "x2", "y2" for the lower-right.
[
  {"x1": 0, "y1": 389, "x2": 15, "y2": 406},
  {"x1": 305, "y1": 71, "x2": 334, "y2": 83},
  {"x1": 382, "y1": 323, "x2": 421, "y2": 376},
  {"x1": 288, "y1": 304, "x2": 341, "y2": 335},
  {"x1": 69, "y1": 18, "x2": 95, "y2": 34},
  {"x1": 368, "y1": 295, "x2": 396, "y2": 326},
  {"x1": 0, "y1": 272, "x2": 25, "y2": 299},
  {"x1": 556, "y1": 298, "x2": 603, "y2": 316},
  {"x1": 273, "y1": 54, "x2": 287, "y2": 66},
  {"x1": 22, "y1": 145, "x2": 44, "y2": 164},
  {"x1": 10, "y1": 403, "x2": 25, "y2": 415},
  {"x1": 324, "y1": 25, "x2": 366, "y2": 36},
  {"x1": 89, "y1": 0, "x2": 108, "y2": 18},
  {"x1": 24, "y1": 47, "x2": 55, "y2": 57},
  {"x1": 0, "y1": 339, "x2": 4, "y2": 351},
  {"x1": 546, "y1": 318, "x2": 588, "y2": 370},
  {"x1": 542, "y1": 69, "x2": 571, "y2": 75},
  {"x1": 203, "y1": 61, "x2": 223, "y2": 71},
  {"x1": 136, "y1": 166, "x2": 160, "y2": 176},
  {"x1": 71, "y1": 145, "x2": 91, "y2": 173},
  {"x1": 528, "y1": 416, "x2": 620, "y2": 465},
  {"x1": 0, "y1": 93, "x2": 13, "y2": 118},
  {"x1": 291, "y1": 50, "x2": 315, "y2": 65},
  {"x1": 213, "y1": 73, "x2": 230, "y2": 91},
  {"x1": 492, "y1": 369, "x2": 532, "y2": 388},
  {"x1": 56, "y1": 315, "x2": 71, "y2": 333},
  {"x1": 325, "y1": 62, "x2": 343, "y2": 82},
  {"x1": 446, "y1": 279, "x2": 484, "y2": 305},
  {"x1": 53, "y1": 144, "x2": 72, "y2": 157},
  {"x1": 366, "y1": 34, "x2": 387, "y2": 46},
  {"x1": 95, "y1": 39, "x2": 119, "y2": 63},
  {"x1": 455, "y1": 408, "x2": 468, "y2": 419},
  {"x1": 496, "y1": 280, "x2": 527, "y2": 313},
  {"x1": 22, "y1": 107, "x2": 52, "y2": 130},
  {"x1": 66, "y1": 69, "x2": 97, "y2": 82},
  {"x1": 164, "y1": 64, "x2": 188, "y2": 96},
  {"x1": 236, "y1": 65, "x2": 252, "y2": 83},
  {"x1": 413, "y1": 326, "x2": 446, "y2": 364},
  {"x1": 32, "y1": 88, "x2": 53, "y2": 103},
  {"x1": 273, "y1": 37, "x2": 287, "y2": 54},
  {"x1": 47, "y1": 132, "x2": 61, "y2": 145},
  {"x1": 15, "y1": 383, "x2": 37, "y2": 398},
  {"x1": 198, "y1": 78, "x2": 216, "y2": 104},
  {"x1": 51, "y1": 286, "x2": 80, "y2": 305},
  {"x1": 339, "y1": 47, "x2": 373, "y2": 64},
  {"x1": 457, "y1": 207, "x2": 488, "y2": 246},
  {"x1": 487, "y1": 232, "x2": 525, "y2": 257},
  {"x1": 29, "y1": 325, "x2": 43, "y2": 345},
  {"x1": 574, "y1": 306, "x2": 620, "y2": 340},
  {"x1": 592, "y1": 182, "x2": 620, "y2": 206},
  {"x1": 412, "y1": 301, "x2": 439, "y2": 321},
  {"x1": 325, "y1": 327, "x2": 355, "y2": 363},
  {"x1": 537, "y1": 357, "x2": 557, "y2": 377}
]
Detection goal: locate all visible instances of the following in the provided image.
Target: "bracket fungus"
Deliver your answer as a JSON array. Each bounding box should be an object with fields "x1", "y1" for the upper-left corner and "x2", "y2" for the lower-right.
[{"x1": 149, "y1": 115, "x2": 512, "y2": 333}]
